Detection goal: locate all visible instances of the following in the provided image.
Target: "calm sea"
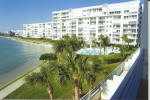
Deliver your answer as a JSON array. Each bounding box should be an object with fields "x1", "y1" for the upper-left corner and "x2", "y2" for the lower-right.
[{"x1": 0, "y1": 37, "x2": 50, "y2": 87}]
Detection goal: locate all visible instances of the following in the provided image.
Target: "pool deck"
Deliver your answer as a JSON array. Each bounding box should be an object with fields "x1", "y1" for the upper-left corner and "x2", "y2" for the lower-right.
[{"x1": 77, "y1": 47, "x2": 120, "y2": 55}]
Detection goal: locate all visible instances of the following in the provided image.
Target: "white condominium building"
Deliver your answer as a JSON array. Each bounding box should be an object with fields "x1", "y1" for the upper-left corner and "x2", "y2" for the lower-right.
[
  {"x1": 23, "y1": 22, "x2": 58, "y2": 39},
  {"x1": 52, "y1": 0, "x2": 142, "y2": 45}
]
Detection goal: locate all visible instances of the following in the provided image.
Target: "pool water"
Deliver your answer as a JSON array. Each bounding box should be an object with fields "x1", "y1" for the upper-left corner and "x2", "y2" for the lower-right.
[{"x1": 79, "y1": 49, "x2": 101, "y2": 55}]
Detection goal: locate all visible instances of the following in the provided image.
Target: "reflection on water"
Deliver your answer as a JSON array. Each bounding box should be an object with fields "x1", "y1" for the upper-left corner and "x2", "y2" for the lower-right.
[{"x1": 0, "y1": 37, "x2": 51, "y2": 87}]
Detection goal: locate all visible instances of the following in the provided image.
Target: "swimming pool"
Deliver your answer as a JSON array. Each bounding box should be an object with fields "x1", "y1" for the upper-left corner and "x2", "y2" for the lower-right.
[
  {"x1": 77, "y1": 47, "x2": 120, "y2": 55},
  {"x1": 78, "y1": 49, "x2": 101, "y2": 55}
]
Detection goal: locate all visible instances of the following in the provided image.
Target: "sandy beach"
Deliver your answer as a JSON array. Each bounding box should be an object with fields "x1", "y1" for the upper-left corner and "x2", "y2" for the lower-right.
[{"x1": 1, "y1": 36, "x2": 53, "y2": 49}]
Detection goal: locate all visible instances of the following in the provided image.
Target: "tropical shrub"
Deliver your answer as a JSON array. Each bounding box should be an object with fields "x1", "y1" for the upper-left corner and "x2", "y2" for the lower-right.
[
  {"x1": 39, "y1": 53, "x2": 57, "y2": 61},
  {"x1": 104, "y1": 53, "x2": 122, "y2": 64}
]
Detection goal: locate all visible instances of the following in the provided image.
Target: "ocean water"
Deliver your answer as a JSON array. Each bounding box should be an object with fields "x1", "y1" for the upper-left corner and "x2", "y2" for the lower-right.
[{"x1": 0, "y1": 37, "x2": 51, "y2": 87}]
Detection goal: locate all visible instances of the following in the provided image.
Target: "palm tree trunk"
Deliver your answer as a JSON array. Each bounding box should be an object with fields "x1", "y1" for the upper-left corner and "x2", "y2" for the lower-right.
[
  {"x1": 72, "y1": 77, "x2": 80, "y2": 100},
  {"x1": 79, "y1": 84, "x2": 83, "y2": 95},
  {"x1": 104, "y1": 46, "x2": 105, "y2": 55},
  {"x1": 89, "y1": 80, "x2": 93, "y2": 90},
  {"x1": 72, "y1": 84, "x2": 75, "y2": 100},
  {"x1": 74, "y1": 83, "x2": 80, "y2": 100},
  {"x1": 47, "y1": 84, "x2": 53, "y2": 100},
  {"x1": 99, "y1": 44, "x2": 101, "y2": 55},
  {"x1": 58, "y1": 53, "x2": 61, "y2": 64},
  {"x1": 79, "y1": 88, "x2": 82, "y2": 96}
]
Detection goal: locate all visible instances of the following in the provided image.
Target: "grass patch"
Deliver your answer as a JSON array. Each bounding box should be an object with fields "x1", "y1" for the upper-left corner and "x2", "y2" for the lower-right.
[
  {"x1": 9, "y1": 36, "x2": 58, "y2": 45},
  {"x1": 6, "y1": 62, "x2": 121, "y2": 99}
]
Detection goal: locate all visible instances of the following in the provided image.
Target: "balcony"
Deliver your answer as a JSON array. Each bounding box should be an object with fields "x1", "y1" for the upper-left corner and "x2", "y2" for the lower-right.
[
  {"x1": 80, "y1": 48, "x2": 144, "y2": 100},
  {"x1": 98, "y1": 18, "x2": 105, "y2": 21},
  {"x1": 123, "y1": 25, "x2": 137, "y2": 29}
]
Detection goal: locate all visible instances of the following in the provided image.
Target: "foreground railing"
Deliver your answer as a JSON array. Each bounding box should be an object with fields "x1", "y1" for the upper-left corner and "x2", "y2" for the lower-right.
[
  {"x1": 111, "y1": 49, "x2": 144, "y2": 100},
  {"x1": 80, "y1": 48, "x2": 140, "y2": 100}
]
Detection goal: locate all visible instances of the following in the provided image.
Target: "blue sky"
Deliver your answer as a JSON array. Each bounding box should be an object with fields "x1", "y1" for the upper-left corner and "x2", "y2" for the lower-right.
[{"x1": 0, "y1": 0, "x2": 143, "y2": 32}]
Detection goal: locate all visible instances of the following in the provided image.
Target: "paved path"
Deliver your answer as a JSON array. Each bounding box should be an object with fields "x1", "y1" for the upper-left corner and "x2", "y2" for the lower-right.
[
  {"x1": 0, "y1": 65, "x2": 41, "y2": 99},
  {"x1": 0, "y1": 78, "x2": 25, "y2": 99}
]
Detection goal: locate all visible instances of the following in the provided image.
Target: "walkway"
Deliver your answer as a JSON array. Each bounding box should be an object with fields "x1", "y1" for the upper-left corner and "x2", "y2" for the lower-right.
[
  {"x1": 0, "y1": 78, "x2": 24, "y2": 99},
  {"x1": 0, "y1": 64, "x2": 41, "y2": 99}
]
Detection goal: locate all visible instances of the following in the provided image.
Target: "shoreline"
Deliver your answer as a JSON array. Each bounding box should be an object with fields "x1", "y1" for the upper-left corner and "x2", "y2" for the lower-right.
[
  {"x1": 0, "y1": 61, "x2": 47, "y2": 99},
  {"x1": 0, "y1": 36, "x2": 52, "y2": 99},
  {"x1": 0, "y1": 61, "x2": 44, "y2": 90},
  {"x1": 0, "y1": 36, "x2": 53, "y2": 48}
]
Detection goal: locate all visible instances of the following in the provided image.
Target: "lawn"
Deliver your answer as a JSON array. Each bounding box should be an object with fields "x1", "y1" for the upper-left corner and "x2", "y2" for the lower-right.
[{"x1": 6, "y1": 62, "x2": 121, "y2": 99}]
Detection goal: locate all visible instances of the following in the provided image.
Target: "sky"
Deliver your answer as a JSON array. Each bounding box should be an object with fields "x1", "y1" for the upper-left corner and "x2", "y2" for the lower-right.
[{"x1": 0, "y1": 0, "x2": 144, "y2": 32}]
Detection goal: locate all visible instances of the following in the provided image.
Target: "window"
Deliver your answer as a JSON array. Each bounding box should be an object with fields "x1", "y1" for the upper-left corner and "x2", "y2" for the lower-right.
[
  {"x1": 109, "y1": 11, "x2": 121, "y2": 14},
  {"x1": 97, "y1": 8, "x2": 102, "y2": 12},
  {"x1": 116, "y1": 39, "x2": 120, "y2": 42},
  {"x1": 132, "y1": 29, "x2": 136, "y2": 33},
  {"x1": 104, "y1": 12, "x2": 106, "y2": 14},
  {"x1": 124, "y1": 10, "x2": 129, "y2": 14},
  {"x1": 116, "y1": 30, "x2": 120, "y2": 32},
  {"x1": 124, "y1": 16, "x2": 128, "y2": 19},
  {"x1": 132, "y1": 15, "x2": 137, "y2": 19}
]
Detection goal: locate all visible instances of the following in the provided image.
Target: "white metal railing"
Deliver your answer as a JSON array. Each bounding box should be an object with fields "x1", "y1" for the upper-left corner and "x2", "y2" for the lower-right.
[{"x1": 80, "y1": 48, "x2": 140, "y2": 100}]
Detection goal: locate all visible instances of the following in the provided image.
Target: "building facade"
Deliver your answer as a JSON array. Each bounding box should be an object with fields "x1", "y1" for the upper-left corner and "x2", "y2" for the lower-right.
[
  {"x1": 22, "y1": 0, "x2": 142, "y2": 45},
  {"x1": 52, "y1": 0, "x2": 142, "y2": 45},
  {"x1": 23, "y1": 22, "x2": 58, "y2": 39}
]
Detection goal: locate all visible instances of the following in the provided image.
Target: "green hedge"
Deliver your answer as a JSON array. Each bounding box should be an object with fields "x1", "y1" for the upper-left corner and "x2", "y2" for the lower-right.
[{"x1": 104, "y1": 53, "x2": 123, "y2": 64}]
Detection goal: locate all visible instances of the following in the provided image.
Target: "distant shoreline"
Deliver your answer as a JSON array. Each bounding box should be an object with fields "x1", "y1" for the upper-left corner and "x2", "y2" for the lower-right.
[{"x1": 0, "y1": 36, "x2": 53, "y2": 49}]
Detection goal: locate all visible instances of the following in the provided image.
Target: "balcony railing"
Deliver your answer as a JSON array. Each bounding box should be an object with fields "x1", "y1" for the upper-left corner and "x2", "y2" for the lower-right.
[
  {"x1": 111, "y1": 49, "x2": 143, "y2": 99},
  {"x1": 123, "y1": 26, "x2": 137, "y2": 29},
  {"x1": 80, "y1": 48, "x2": 141, "y2": 100}
]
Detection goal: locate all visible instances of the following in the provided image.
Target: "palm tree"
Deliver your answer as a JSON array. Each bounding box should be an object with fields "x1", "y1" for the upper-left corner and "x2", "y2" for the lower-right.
[
  {"x1": 122, "y1": 34, "x2": 134, "y2": 49},
  {"x1": 136, "y1": 39, "x2": 140, "y2": 48},
  {"x1": 57, "y1": 53, "x2": 90, "y2": 100},
  {"x1": 98, "y1": 34, "x2": 104, "y2": 53},
  {"x1": 25, "y1": 64, "x2": 56, "y2": 100},
  {"x1": 92, "y1": 39, "x2": 97, "y2": 47},
  {"x1": 88, "y1": 63, "x2": 101, "y2": 90},
  {"x1": 53, "y1": 40, "x2": 65, "y2": 54},
  {"x1": 120, "y1": 44, "x2": 127, "y2": 59},
  {"x1": 53, "y1": 35, "x2": 82, "y2": 63},
  {"x1": 53, "y1": 40, "x2": 66, "y2": 63},
  {"x1": 79, "y1": 38, "x2": 86, "y2": 48},
  {"x1": 53, "y1": 35, "x2": 72, "y2": 54},
  {"x1": 87, "y1": 56, "x2": 103, "y2": 90},
  {"x1": 43, "y1": 33, "x2": 46, "y2": 39},
  {"x1": 27, "y1": 33, "x2": 30, "y2": 38},
  {"x1": 53, "y1": 35, "x2": 102, "y2": 99},
  {"x1": 99, "y1": 35, "x2": 110, "y2": 55},
  {"x1": 102, "y1": 36, "x2": 110, "y2": 55}
]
